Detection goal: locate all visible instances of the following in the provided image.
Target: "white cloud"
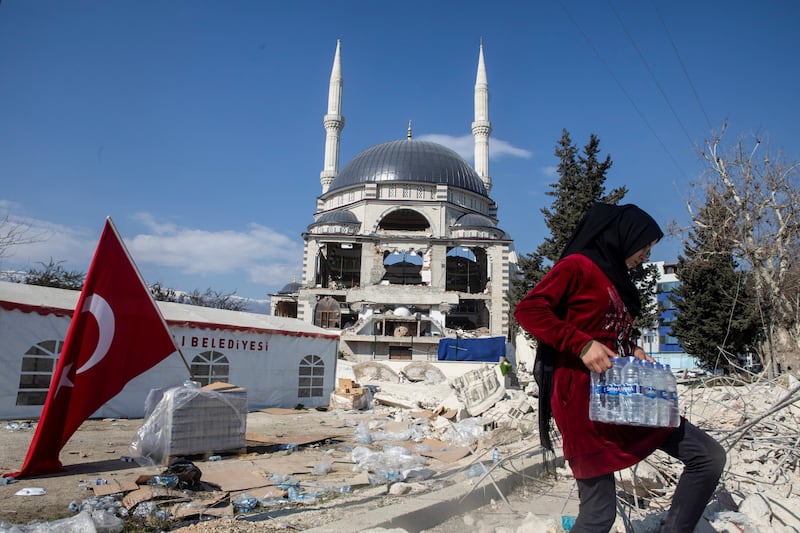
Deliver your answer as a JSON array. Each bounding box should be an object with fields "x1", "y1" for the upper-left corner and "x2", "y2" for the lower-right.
[
  {"x1": 127, "y1": 215, "x2": 304, "y2": 277},
  {"x1": 0, "y1": 205, "x2": 303, "y2": 296},
  {"x1": 417, "y1": 134, "x2": 532, "y2": 161},
  {"x1": 0, "y1": 208, "x2": 96, "y2": 267}
]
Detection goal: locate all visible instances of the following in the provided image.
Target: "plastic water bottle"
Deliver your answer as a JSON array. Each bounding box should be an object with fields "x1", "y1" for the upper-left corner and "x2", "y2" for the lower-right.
[
  {"x1": 604, "y1": 357, "x2": 624, "y2": 423},
  {"x1": 654, "y1": 363, "x2": 669, "y2": 427},
  {"x1": 620, "y1": 356, "x2": 643, "y2": 425},
  {"x1": 492, "y1": 447, "x2": 500, "y2": 464},
  {"x1": 664, "y1": 364, "x2": 680, "y2": 427},
  {"x1": 641, "y1": 361, "x2": 658, "y2": 426},
  {"x1": 589, "y1": 371, "x2": 607, "y2": 422}
]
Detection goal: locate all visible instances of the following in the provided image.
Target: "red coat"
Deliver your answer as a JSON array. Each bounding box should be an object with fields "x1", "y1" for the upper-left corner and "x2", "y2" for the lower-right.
[{"x1": 514, "y1": 253, "x2": 674, "y2": 478}]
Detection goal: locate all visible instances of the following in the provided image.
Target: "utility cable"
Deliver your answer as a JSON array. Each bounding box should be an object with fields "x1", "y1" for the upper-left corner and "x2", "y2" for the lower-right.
[
  {"x1": 608, "y1": 0, "x2": 696, "y2": 148},
  {"x1": 557, "y1": 0, "x2": 688, "y2": 179},
  {"x1": 650, "y1": 0, "x2": 715, "y2": 131}
]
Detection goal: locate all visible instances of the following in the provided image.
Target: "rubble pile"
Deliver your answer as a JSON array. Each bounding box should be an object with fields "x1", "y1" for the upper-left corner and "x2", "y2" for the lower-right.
[
  {"x1": 2, "y1": 364, "x2": 798, "y2": 532},
  {"x1": 617, "y1": 374, "x2": 800, "y2": 532},
  {"x1": 348, "y1": 363, "x2": 800, "y2": 532}
]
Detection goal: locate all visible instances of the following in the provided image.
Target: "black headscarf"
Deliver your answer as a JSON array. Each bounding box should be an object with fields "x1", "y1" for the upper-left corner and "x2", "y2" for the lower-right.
[
  {"x1": 561, "y1": 202, "x2": 664, "y2": 317},
  {"x1": 535, "y1": 203, "x2": 663, "y2": 451}
]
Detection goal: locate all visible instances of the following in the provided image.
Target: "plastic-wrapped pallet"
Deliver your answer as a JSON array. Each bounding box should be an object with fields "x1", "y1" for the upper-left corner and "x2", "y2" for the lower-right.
[{"x1": 129, "y1": 380, "x2": 247, "y2": 466}]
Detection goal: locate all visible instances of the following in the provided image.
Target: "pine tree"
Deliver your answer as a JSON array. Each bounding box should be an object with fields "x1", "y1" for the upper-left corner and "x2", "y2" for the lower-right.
[
  {"x1": 630, "y1": 262, "x2": 660, "y2": 334},
  {"x1": 507, "y1": 130, "x2": 627, "y2": 320},
  {"x1": 671, "y1": 187, "x2": 761, "y2": 372}
]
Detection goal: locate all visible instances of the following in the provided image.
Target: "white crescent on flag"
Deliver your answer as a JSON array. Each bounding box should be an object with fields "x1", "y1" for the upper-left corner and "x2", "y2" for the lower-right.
[{"x1": 76, "y1": 294, "x2": 115, "y2": 374}]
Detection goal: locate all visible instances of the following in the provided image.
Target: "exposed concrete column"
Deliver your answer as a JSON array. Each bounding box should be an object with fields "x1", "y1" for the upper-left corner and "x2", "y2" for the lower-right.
[
  {"x1": 486, "y1": 243, "x2": 510, "y2": 337},
  {"x1": 302, "y1": 240, "x2": 323, "y2": 288},
  {"x1": 429, "y1": 243, "x2": 448, "y2": 289}
]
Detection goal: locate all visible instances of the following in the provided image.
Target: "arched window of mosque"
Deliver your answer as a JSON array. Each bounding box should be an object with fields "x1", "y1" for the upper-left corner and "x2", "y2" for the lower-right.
[
  {"x1": 190, "y1": 351, "x2": 230, "y2": 386},
  {"x1": 402, "y1": 185, "x2": 410, "y2": 198},
  {"x1": 314, "y1": 296, "x2": 341, "y2": 329},
  {"x1": 388, "y1": 186, "x2": 396, "y2": 198},
  {"x1": 298, "y1": 354, "x2": 325, "y2": 398},
  {"x1": 16, "y1": 340, "x2": 62, "y2": 406},
  {"x1": 348, "y1": 191, "x2": 355, "y2": 202}
]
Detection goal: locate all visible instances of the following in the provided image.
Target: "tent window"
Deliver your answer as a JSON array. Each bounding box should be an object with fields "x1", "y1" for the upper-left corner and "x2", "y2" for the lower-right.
[
  {"x1": 191, "y1": 351, "x2": 230, "y2": 386},
  {"x1": 17, "y1": 340, "x2": 62, "y2": 406},
  {"x1": 298, "y1": 355, "x2": 325, "y2": 398}
]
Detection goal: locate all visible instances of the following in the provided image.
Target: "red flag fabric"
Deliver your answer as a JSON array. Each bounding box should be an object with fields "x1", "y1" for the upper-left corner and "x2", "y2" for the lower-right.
[{"x1": 11, "y1": 218, "x2": 177, "y2": 478}]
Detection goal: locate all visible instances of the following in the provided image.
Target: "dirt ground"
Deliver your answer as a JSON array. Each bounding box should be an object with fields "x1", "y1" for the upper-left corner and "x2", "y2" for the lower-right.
[{"x1": 0, "y1": 408, "x2": 556, "y2": 532}]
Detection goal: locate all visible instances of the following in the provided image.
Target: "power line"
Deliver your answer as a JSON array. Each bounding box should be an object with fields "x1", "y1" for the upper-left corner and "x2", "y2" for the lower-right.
[
  {"x1": 557, "y1": 0, "x2": 688, "y2": 179},
  {"x1": 650, "y1": 0, "x2": 715, "y2": 132},
  {"x1": 608, "y1": 0, "x2": 695, "y2": 148}
]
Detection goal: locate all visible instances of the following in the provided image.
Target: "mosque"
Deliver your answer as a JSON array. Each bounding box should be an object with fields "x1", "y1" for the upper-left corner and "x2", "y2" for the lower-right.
[{"x1": 271, "y1": 41, "x2": 515, "y2": 361}]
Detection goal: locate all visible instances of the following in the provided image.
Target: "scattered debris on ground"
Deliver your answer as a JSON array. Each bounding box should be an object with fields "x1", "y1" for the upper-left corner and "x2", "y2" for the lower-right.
[{"x1": 0, "y1": 363, "x2": 798, "y2": 532}]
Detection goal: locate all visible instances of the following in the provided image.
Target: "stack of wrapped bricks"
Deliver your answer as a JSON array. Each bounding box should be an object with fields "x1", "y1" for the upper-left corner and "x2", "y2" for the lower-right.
[
  {"x1": 159, "y1": 383, "x2": 248, "y2": 463},
  {"x1": 329, "y1": 378, "x2": 369, "y2": 410}
]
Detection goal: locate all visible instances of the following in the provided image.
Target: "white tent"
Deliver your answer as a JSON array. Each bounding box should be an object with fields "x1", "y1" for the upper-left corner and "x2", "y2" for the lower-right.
[{"x1": 0, "y1": 281, "x2": 340, "y2": 419}]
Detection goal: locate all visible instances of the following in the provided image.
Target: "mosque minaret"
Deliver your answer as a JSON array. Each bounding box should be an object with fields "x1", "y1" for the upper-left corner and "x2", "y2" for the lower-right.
[
  {"x1": 472, "y1": 41, "x2": 492, "y2": 193},
  {"x1": 320, "y1": 39, "x2": 344, "y2": 194}
]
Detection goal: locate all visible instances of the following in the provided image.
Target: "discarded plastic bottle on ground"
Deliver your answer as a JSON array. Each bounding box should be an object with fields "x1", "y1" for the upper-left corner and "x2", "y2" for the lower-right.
[
  {"x1": 466, "y1": 462, "x2": 488, "y2": 478},
  {"x1": 147, "y1": 475, "x2": 178, "y2": 489},
  {"x1": 620, "y1": 356, "x2": 643, "y2": 425},
  {"x1": 664, "y1": 364, "x2": 680, "y2": 427},
  {"x1": 604, "y1": 357, "x2": 624, "y2": 423},
  {"x1": 589, "y1": 370, "x2": 607, "y2": 422},
  {"x1": 207, "y1": 455, "x2": 222, "y2": 462},
  {"x1": 68, "y1": 501, "x2": 79, "y2": 513},
  {"x1": 641, "y1": 361, "x2": 658, "y2": 426},
  {"x1": 492, "y1": 447, "x2": 500, "y2": 464},
  {"x1": 233, "y1": 494, "x2": 259, "y2": 512}
]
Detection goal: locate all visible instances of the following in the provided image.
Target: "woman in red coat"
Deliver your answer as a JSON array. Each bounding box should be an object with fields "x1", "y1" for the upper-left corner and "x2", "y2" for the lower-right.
[{"x1": 514, "y1": 203, "x2": 725, "y2": 532}]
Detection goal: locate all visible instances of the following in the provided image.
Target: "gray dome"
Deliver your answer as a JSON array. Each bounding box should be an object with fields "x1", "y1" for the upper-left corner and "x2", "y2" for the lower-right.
[
  {"x1": 453, "y1": 213, "x2": 497, "y2": 229},
  {"x1": 328, "y1": 140, "x2": 488, "y2": 196},
  {"x1": 311, "y1": 210, "x2": 361, "y2": 226},
  {"x1": 277, "y1": 281, "x2": 301, "y2": 294}
]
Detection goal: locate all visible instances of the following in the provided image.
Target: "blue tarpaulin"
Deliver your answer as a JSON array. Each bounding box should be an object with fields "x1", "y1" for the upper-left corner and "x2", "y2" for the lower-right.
[{"x1": 437, "y1": 336, "x2": 506, "y2": 362}]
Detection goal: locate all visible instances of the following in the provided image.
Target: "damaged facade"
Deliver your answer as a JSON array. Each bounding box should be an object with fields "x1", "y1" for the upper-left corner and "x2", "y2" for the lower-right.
[{"x1": 282, "y1": 41, "x2": 513, "y2": 360}]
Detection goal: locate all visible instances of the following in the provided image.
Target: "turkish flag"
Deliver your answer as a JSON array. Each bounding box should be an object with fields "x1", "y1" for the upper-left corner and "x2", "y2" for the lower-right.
[{"x1": 10, "y1": 218, "x2": 177, "y2": 478}]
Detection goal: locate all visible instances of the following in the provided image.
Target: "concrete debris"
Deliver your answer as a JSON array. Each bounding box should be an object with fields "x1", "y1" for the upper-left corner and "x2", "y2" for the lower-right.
[
  {"x1": 400, "y1": 362, "x2": 446, "y2": 384},
  {"x1": 352, "y1": 362, "x2": 400, "y2": 383},
  {"x1": 449, "y1": 365, "x2": 506, "y2": 416},
  {"x1": 344, "y1": 361, "x2": 800, "y2": 532},
  {"x1": 7, "y1": 362, "x2": 797, "y2": 532}
]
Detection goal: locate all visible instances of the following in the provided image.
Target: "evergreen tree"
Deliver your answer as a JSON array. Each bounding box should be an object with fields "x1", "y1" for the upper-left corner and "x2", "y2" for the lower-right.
[
  {"x1": 507, "y1": 130, "x2": 627, "y2": 320},
  {"x1": 671, "y1": 187, "x2": 761, "y2": 371},
  {"x1": 630, "y1": 262, "x2": 660, "y2": 334}
]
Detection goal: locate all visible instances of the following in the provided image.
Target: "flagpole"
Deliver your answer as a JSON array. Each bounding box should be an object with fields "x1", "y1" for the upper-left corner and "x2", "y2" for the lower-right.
[{"x1": 105, "y1": 217, "x2": 194, "y2": 379}]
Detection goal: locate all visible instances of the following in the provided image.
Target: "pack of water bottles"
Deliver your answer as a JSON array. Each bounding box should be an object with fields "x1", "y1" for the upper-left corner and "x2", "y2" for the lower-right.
[{"x1": 589, "y1": 356, "x2": 680, "y2": 427}]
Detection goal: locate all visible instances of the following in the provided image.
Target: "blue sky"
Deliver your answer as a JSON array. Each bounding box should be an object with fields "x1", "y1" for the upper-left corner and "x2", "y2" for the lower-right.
[{"x1": 1, "y1": 1, "x2": 798, "y2": 303}]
